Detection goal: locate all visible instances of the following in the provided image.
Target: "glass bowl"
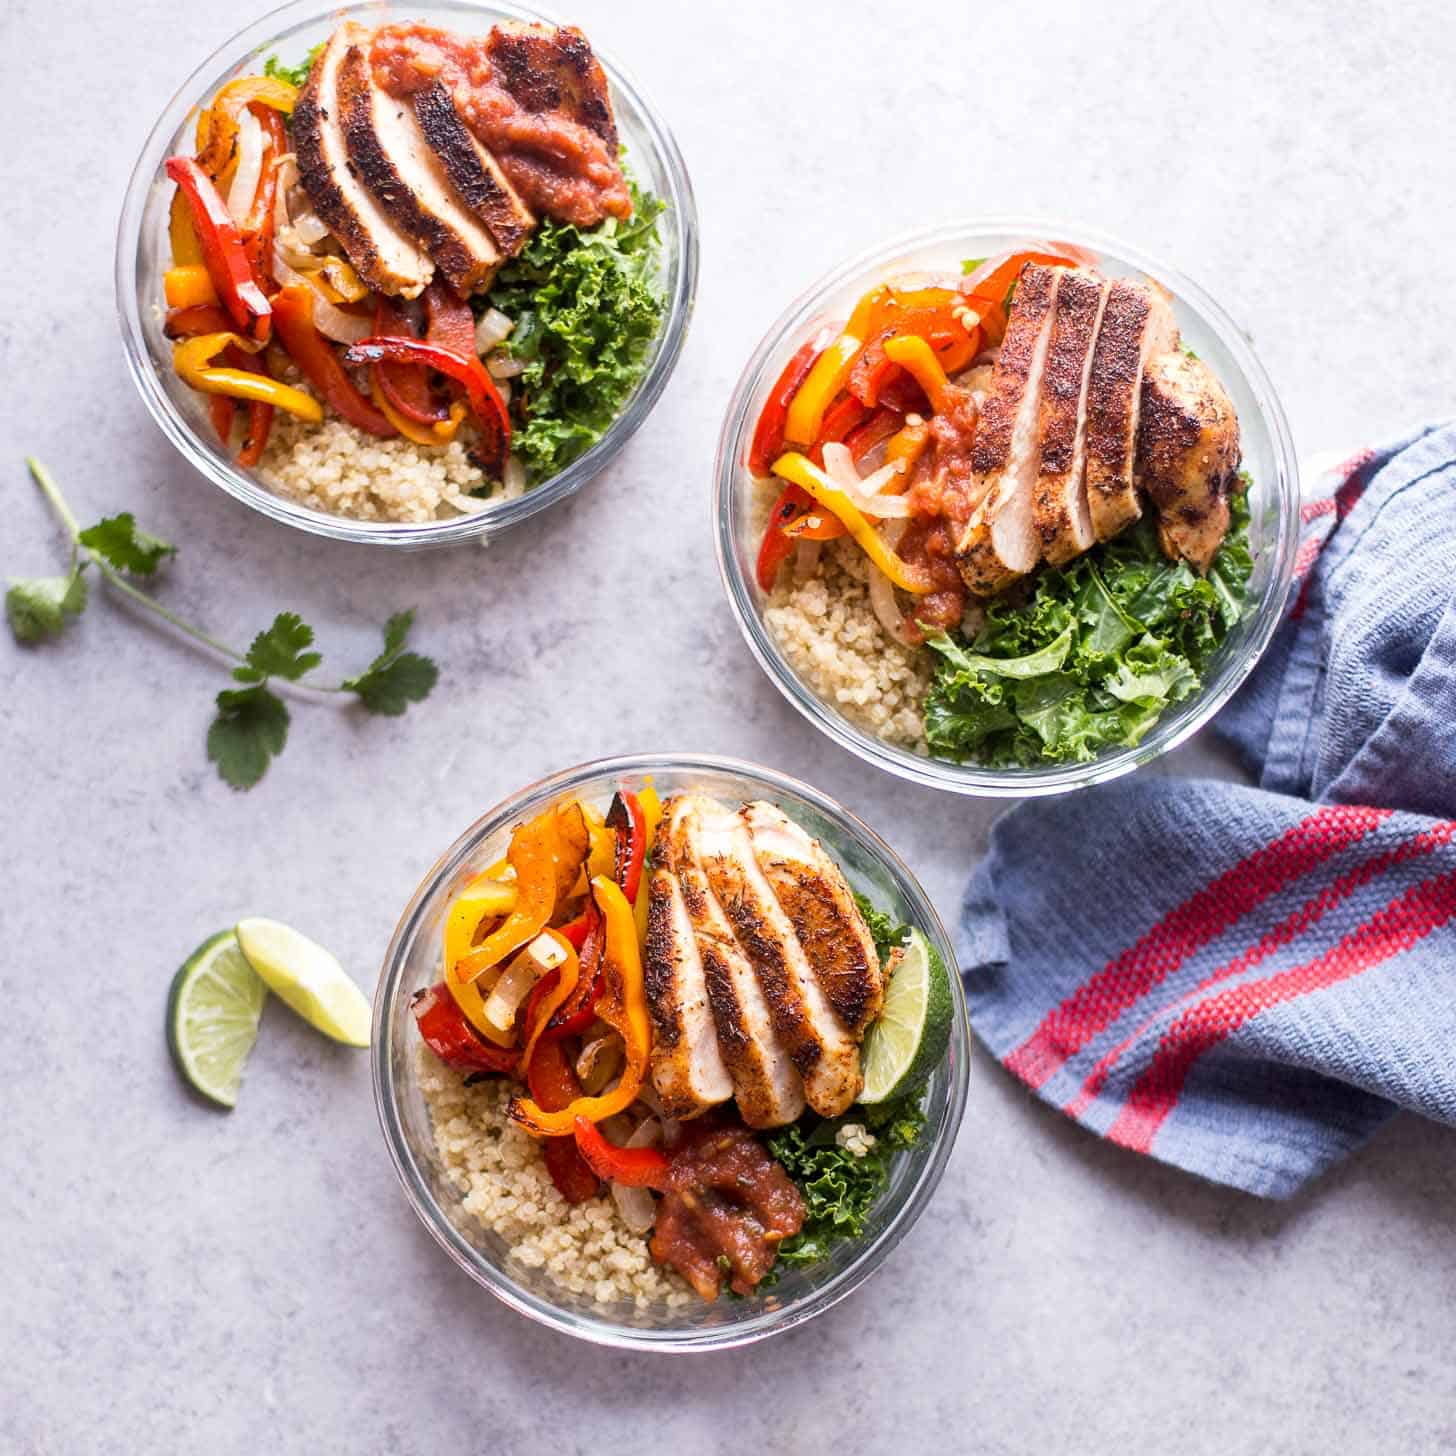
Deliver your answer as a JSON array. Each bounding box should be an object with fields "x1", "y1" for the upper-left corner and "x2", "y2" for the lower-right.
[
  {"x1": 372, "y1": 753, "x2": 971, "y2": 1351},
  {"x1": 116, "y1": 0, "x2": 698, "y2": 548},
  {"x1": 714, "y1": 219, "x2": 1300, "y2": 796}
]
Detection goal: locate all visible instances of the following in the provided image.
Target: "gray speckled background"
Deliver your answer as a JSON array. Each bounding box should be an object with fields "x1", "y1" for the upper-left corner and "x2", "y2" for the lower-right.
[{"x1": 5, "y1": 1, "x2": 1456, "y2": 1451}]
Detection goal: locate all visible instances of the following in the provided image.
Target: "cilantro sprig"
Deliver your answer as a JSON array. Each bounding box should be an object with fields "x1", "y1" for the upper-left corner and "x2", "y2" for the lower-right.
[{"x1": 8, "y1": 459, "x2": 439, "y2": 790}]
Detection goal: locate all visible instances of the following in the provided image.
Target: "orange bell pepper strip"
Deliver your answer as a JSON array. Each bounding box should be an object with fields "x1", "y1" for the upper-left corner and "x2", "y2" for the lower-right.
[
  {"x1": 168, "y1": 190, "x2": 204, "y2": 266},
  {"x1": 960, "y1": 245, "x2": 1090, "y2": 343},
  {"x1": 883, "y1": 335, "x2": 953, "y2": 413},
  {"x1": 164, "y1": 266, "x2": 219, "y2": 310},
  {"x1": 886, "y1": 418, "x2": 933, "y2": 475},
  {"x1": 452, "y1": 808, "x2": 562, "y2": 985},
  {"x1": 272, "y1": 287, "x2": 398, "y2": 438},
  {"x1": 164, "y1": 303, "x2": 233, "y2": 339},
  {"x1": 510, "y1": 877, "x2": 653, "y2": 1136},
  {"x1": 195, "y1": 75, "x2": 299, "y2": 178}
]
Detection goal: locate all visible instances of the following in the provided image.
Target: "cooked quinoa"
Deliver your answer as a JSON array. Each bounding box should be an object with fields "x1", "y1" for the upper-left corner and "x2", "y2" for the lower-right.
[
  {"x1": 764, "y1": 539, "x2": 933, "y2": 751},
  {"x1": 417, "y1": 1048, "x2": 692, "y2": 1309},
  {"x1": 253, "y1": 383, "x2": 526, "y2": 524}
]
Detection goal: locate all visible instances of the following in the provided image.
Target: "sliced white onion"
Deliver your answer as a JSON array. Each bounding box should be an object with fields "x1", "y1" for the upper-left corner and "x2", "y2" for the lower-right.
[
  {"x1": 501, "y1": 455, "x2": 527, "y2": 500},
  {"x1": 475, "y1": 307, "x2": 514, "y2": 355},
  {"x1": 481, "y1": 934, "x2": 561, "y2": 1033},
  {"x1": 226, "y1": 108, "x2": 265, "y2": 225},
  {"x1": 271, "y1": 249, "x2": 373, "y2": 344},
  {"x1": 609, "y1": 1115, "x2": 665, "y2": 1234},
  {"x1": 485, "y1": 350, "x2": 525, "y2": 380},
  {"x1": 493, "y1": 376, "x2": 512, "y2": 408},
  {"x1": 868, "y1": 519, "x2": 922, "y2": 646},
  {"x1": 575, "y1": 1033, "x2": 625, "y2": 1095},
  {"x1": 821, "y1": 445, "x2": 912, "y2": 518},
  {"x1": 793, "y1": 538, "x2": 822, "y2": 582}
]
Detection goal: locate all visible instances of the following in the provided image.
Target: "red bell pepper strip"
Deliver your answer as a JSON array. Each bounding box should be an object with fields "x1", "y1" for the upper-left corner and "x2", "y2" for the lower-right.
[
  {"x1": 165, "y1": 303, "x2": 235, "y2": 339},
  {"x1": 748, "y1": 340, "x2": 821, "y2": 476},
  {"x1": 222, "y1": 342, "x2": 274, "y2": 468},
  {"x1": 345, "y1": 337, "x2": 510, "y2": 480},
  {"x1": 810, "y1": 392, "x2": 870, "y2": 461},
  {"x1": 241, "y1": 104, "x2": 287, "y2": 289},
  {"x1": 845, "y1": 406, "x2": 903, "y2": 463},
  {"x1": 543, "y1": 901, "x2": 605, "y2": 1040},
  {"x1": 424, "y1": 280, "x2": 478, "y2": 359},
  {"x1": 208, "y1": 394, "x2": 236, "y2": 447},
  {"x1": 526, "y1": 1040, "x2": 602, "y2": 1204},
  {"x1": 164, "y1": 156, "x2": 272, "y2": 342},
  {"x1": 605, "y1": 791, "x2": 646, "y2": 906},
  {"x1": 876, "y1": 371, "x2": 931, "y2": 416},
  {"x1": 372, "y1": 296, "x2": 448, "y2": 424},
  {"x1": 273, "y1": 287, "x2": 398, "y2": 438},
  {"x1": 573, "y1": 1116, "x2": 670, "y2": 1189},
  {"x1": 411, "y1": 982, "x2": 520, "y2": 1074}
]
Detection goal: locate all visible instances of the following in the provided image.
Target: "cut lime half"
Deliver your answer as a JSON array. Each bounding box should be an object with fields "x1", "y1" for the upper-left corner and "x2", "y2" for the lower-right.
[
  {"x1": 235, "y1": 917, "x2": 371, "y2": 1048},
  {"x1": 858, "y1": 927, "x2": 953, "y2": 1103},
  {"x1": 167, "y1": 931, "x2": 268, "y2": 1109}
]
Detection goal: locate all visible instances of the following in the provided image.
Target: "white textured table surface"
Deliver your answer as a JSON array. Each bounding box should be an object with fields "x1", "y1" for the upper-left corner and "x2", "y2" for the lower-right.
[{"x1": 5, "y1": 1, "x2": 1456, "y2": 1451}]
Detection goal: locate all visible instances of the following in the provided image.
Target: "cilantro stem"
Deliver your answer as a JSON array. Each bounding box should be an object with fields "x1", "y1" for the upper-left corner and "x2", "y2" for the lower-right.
[{"x1": 24, "y1": 458, "x2": 349, "y2": 695}]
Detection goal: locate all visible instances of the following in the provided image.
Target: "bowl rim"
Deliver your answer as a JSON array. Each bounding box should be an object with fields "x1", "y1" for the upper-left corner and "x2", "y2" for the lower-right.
[
  {"x1": 115, "y1": 0, "x2": 699, "y2": 548},
  {"x1": 370, "y1": 751, "x2": 973, "y2": 1351},
  {"x1": 713, "y1": 215, "x2": 1301, "y2": 797}
]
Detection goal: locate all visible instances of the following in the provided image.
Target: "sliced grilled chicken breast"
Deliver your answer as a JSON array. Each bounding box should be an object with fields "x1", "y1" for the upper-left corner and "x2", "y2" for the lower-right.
[
  {"x1": 410, "y1": 81, "x2": 536, "y2": 259},
  {"x1": 487, "y1": 22, "x2": 619, "y2": 149},
  {"x1": 293, "y1": 25, "x2": 434, "y2": 297},
  {"x1": 1083, "y1": 280, "x2": 1178, "y2": 540},
  {"x1": 662, "y1": 798, "x2": 805, "y2": 1129},
  {"x1": 1136, "y1": 351, "x2": 1242, "y2": 572},
  {"x1": 1032, "y1": 271, "x2": 1109, "y2": 566},
  {"x1": 690, "y1": 802, "x2": 863, "y2": 1118},
  {"x1": 741, "y1": 802, "x2": 884, "y2": 1036},
  {"x1": 956, "y1": 263, "x2": 1063, "y2": 595},
  {"x1": 337, "y1": 48, "x2": 501, "y2": 296},
  {"x1": 643, "y1": 863, "x2": 735, "y2": 1119}
]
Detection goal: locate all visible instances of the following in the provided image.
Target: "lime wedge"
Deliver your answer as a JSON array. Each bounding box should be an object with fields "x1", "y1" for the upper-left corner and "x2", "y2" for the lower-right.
[
  {"x1": 858, "y1": 927, "x2": 953, "y2": 1103},
  {"x1": 235, "y1": 917, "x2": 371, "y2": 1047},
  {"x1": 168, "y1": 931, "x2": 268, "y2": 1108}
]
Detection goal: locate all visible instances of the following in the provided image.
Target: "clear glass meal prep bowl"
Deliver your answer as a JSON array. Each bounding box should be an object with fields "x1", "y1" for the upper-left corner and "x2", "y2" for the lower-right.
[
  {"x1": 116, "y1": 0, "x2": 698, "y2": 548},
  {"x1": 372, "y1": 753, "x2": 971, "y2": 1351},
  {"x1": 714, "y1": 219, "x2": 1300, "y2": 797}
]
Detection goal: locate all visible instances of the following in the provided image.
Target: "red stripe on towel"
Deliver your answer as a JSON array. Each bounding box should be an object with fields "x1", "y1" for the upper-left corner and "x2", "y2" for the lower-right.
[
  {"x1": 1106, "y1": 869, "x2": 1456, "y2": 1153},
  {"x1": 1002, "y1": 805, "x2": 1390, "y2": 1091},
  {"x1": 1064, "y1": 820, "x2": 1456, "y2": 1120}
]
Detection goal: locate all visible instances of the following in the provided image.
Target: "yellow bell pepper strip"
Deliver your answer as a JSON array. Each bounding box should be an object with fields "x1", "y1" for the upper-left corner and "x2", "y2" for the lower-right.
[
  {"x1": 452, "y1": 808, "x2": 562, "y2": 985},
  {"x1": 510, "y1": 877, "x2": 653, "y2": 1136},
  {"x1": 784, "y1": 332, "x2": 861, "y2": 447},
  {"x1": 883, "y1": 334, "x2": 952, "y2": 413},
  {"x1": 771, "y1": 453, "x2": 934, "y2": 593},
  {"x1": 172, "y1": 333, "x2": 324, "y2": 422},
  {"x1": 195, "y1": 75, "x2": 299, "y2": 178},
  {"x1": 164, "y1": 266, "x2": 219, "y2": 310},
  {"x1": 443, "y1": 875, "x2": 519, "y2": 973},
  {"x1": 168, "y1": 190, "x2": 204, "y2": 267},
  {"x1": 634, "y1": 780, "x2": 663, "y2": 944}
]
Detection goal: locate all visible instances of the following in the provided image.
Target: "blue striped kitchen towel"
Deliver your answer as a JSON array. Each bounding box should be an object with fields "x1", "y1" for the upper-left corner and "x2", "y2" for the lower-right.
[{"x1": 958, "y1": 422, "x2": 1456, "y2": 1197}]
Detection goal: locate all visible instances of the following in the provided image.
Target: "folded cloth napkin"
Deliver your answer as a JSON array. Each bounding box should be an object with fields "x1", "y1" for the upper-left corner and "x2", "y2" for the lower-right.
[{"x1": 959, "y1": 421, "x2": 1456, "y2": 1197}]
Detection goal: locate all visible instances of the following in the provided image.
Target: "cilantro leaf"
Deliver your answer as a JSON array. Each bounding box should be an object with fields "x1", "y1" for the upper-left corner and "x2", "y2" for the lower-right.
[
  {"x1": 6, "y1": 566, "x2": 87, "y2": 641},
  {"x1": 207, "y1": 685, "x2": 289, "y2": 789},
  {"x1": 342, "y1": 609, "x2": 439, "y2": 715},
  {"x1": 232, "y1": 611, "x2": 322, "y2": 684},
  {"x1": 78, "y1": 513, "x2": 175, "y2": 576}
]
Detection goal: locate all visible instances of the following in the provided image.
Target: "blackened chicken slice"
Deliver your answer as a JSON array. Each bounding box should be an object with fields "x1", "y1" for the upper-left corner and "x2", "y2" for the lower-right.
[
  {"x1": 1032, "y1": 270, "x2": 1110, "y2": 566},
  {"x1": 336, "y1": 47, "x2": 501, "y2": 296},
  {"x1": 1136, "y1": 350, "x2": 1242, "y2": 572},
  {"x1": 740, "y1": 801, "x2": 884, "y2": 1037},
  {"x1": 1083, "y1": 279, "x2": 1179, "y2": 541},
  {"x1": 661, "y1": 797, "x2": 805, "y2": 1130},
  {"x1": 643, "y1": 859, "x2": 735, "y2": 1120},
  {"x1": 486, "y1": 21, "x2": 619, "y2": 149},
  {"x1": 690, "y1": 801, "x2": 864, "y2": 1117},
  {"x1": 956, "y1": 264, "x2": 1063, "y2": 595},
  {"x1": 410, "y1": 81, "x2": 536, "y2": 259},
  {"x1": 292, "y1": 24, "x2": 435, "y2": 297}
]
